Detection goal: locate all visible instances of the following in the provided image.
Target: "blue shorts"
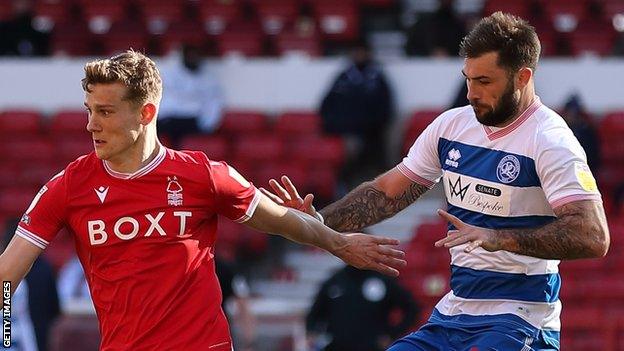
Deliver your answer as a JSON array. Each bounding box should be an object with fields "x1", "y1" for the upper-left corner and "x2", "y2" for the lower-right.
[{"x1": 388, "y1": 309, "x2": 559, "y2": 351}]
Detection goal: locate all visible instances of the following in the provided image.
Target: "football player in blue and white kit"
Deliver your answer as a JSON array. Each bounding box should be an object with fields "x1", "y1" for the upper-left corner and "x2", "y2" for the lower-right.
[{"x1": 263, "y1": 12, "x2": 609, "y2": 351}]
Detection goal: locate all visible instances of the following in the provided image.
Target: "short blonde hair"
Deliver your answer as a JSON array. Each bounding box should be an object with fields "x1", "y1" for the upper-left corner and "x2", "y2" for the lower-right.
[{"x1": 81, "y1": 50, "x2": 162, "y2": 106}]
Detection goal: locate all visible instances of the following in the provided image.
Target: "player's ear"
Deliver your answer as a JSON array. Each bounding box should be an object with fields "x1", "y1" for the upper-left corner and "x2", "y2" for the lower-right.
[
  {"x1": 139, "y1": 103, "x2": 157, "y2": 125},
  {"x1": 516, "y1": 67, "x2": 533, "y2": 89}
]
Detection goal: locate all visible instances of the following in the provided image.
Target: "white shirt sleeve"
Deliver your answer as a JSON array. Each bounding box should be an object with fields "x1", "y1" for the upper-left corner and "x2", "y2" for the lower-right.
[
  {"x1": 396, "y1": 113, "x2": 445, "y2": 188},
  {"x1": 536, "y1": 126, "x2": 602, "y2": 209}
]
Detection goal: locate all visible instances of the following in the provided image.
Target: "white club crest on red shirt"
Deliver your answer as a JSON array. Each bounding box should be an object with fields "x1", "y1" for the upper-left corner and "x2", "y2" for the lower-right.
[{"x1": 167, "y1": 176, "x2": 184, "y2": 206}]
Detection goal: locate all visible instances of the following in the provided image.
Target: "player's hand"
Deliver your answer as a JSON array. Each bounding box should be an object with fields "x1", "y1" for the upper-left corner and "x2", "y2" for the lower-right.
[
  {"x1": 333, "y1": 234, "x2": 406, "y2": 277},
  {"x1": 434, "y1": 209, "x2": 502, "y2": 253},
  {"x1": 260, "y1": 175, "x2": 318, "y2": 218}
]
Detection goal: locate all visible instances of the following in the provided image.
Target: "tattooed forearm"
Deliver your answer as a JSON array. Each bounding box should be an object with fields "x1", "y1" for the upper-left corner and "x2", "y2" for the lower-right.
[
  {"x1": 319, "y1": 181, "x2": 429, "y2": 232},
  {"x1": 498, "y1": 200, "x2": 609, "y2": 259}
]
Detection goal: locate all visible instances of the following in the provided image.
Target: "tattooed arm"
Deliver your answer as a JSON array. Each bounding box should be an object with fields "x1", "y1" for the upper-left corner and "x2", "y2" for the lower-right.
[
  {"x1": 320, "y1": 168, "x2": 430, "y2": 232},
  {"x1": 436, "y1": 200, "x2": 610, "y2": 260}
]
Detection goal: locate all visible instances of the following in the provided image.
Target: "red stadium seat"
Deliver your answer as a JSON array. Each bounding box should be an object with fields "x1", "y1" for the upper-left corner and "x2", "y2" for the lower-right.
[
  {"x1": 412, "y1": 220, "x2": 448, "y2": 249},
  {"x1": 483, "y1": 0, "x2": 531, "y2": 19},
  {"x1": 49, "y1": 110, "x2": 88, "y2": 136},
  {"x1": 599, "y1": 0, "x2": 624, "y2": 21},
  {"x1": 599, "y1": 111, "x2": 624, "y2": 166},
  {"x1": 81, "y1": 0, "x2": 128, "y2": 33},
  {"x1": 274, "y1": 30, "x2": 322, "y2": 56},
  {"x1": 0, "y1": 165, "x2": 20, "y2": 190},
  {"x1": 255, "y1": 0, "x2": 300, "y2": 35},
  {"x1": 216, "y1": 28, "x2": 265, "y2": 56},
  {"x1": 178, "y1": 135, "x2": 229, "y2": 161},
  {"x1": 218, "y1": 111, "x2": 269, "y2": 135},
  {"x1": 539, "y1": 0, "x2": 590, "y2": 24},
  {"x1": 0, "y1": 187, "x2": 39, "y2": 218},
  {"x1": 33, "y1": 0, "x2": 70, "y2": 31},
  {"x1": 307, "y1": 166, "x2": 338, "y2": 200},
  {"x1": 402, "y1": 109, "x2": 443, "y2": 154},
  {"x1": 310, "y1": 0, "x2": 359, "y2": 42},
  {"x1": 197, "y1": 0, "x2": 242, "y2": 36},
  {"x1": 98, "y1": 21, "x2": 149, "y2": 55},
  {"x1": 17, "y1": 161, "x2": 62, "y2": 188},
  {"x1": 274, "y1": 111, "x2": 321, "y2": 136},
  {"x1": 57, "y1": 138, "x2": 94, "y2": 163},
  {"x1": 567, "y1": 20, "x2": 616, "y2": 56},
  {"x1": 290, "y1": 136, "x2": 345, "y2": 169},
  {"x1": 0, "y1": 2, "x2": 13, "y2": 22},
  {"x1": 233, "y1": 136, "x2": 284, "y2": 165},
  {"x1": 2, "y1": 137, "x2": 55, "y2": 164},
  {"x1": 158, "y1": 21, "x2": 208, "y2": 55},
  {"x1": 252, "y1": 162, "x2": 310, "y2": 192},
  {"x1": 51, "y1": 22, "x2": 93, "y2": 56},
  {"x1": 217, "y1": 216, "x2": 246, "y2": 250},
  {"x1": 561, "y1": 306, "x2": 620, "y2": 350},
  {"x1": 0, "y1": 110, "x2": 42, "y2": 136},
  {"x1": 135, "y1": 0, "x2": 185, "y2": 34}
]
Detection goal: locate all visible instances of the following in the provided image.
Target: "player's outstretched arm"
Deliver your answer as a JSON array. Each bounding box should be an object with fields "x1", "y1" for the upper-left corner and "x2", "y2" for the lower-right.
[
  {"x1": 435, "y1": 200, "x2": 609, "y2": 260},
  {"x1": 0, "y1": 235, "x2": 43, "y2": 295},
  {"x1": 245, "y1": 193, "x2": 407, "y2": 277},
  {"x1": 263, "y1": 168, "x2": 430, "y2": 233}
]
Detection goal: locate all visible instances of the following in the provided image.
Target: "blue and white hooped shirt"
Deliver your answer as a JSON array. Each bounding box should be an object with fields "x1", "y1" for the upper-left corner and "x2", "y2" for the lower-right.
[{"x1": 397, "y1": 97, "x2": 602, "y2": 345}]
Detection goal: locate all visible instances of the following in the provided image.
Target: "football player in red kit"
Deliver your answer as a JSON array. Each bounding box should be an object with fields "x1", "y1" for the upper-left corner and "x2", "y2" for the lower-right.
[{"x1": 0, "y1": 51, "x2": 406, "y2": 351}]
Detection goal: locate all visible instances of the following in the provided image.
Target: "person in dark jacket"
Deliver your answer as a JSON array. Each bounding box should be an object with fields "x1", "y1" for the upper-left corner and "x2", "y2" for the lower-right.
[
  {"x1": 561, "y1": 94, "x2": 601, "y2": 172},
  {"x1": 306, "y1": 265, "x2": 419, "y2": 351},
  {"x1": 2, "y1": 218, "x2": 60, "y2": 351},
  {"x1": 320, "y1": 42, "x2": 394, "y2": 187}
]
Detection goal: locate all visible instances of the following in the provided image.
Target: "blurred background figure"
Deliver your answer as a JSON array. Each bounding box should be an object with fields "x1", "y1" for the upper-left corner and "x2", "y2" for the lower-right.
[
  {"x1": 306, "y1": 265, "x2": 419, "y2": 351},
  {"x1": 561, "y1": 93, "x2": 601, "y2": 172},
  {"x1": 319, "y1": 41, "x2": 394, "y2": 189},
  {"x1": 56, "y1": 255, "x2": 90, "y2": 311},
  {"x1": 0, "y1": 0, "x2": 49, "y2": 56},
  {"x1": 216, "y1": 256, "x2": 257, "y2": 351},
  {"x1": 3, "y1": 219, "x2": 60, "y2": 351},
  {"x1": 404, "y1": 0, "x2": 467, "y2": 57},
  {"x1": 158, "y1": 44, "x2": 224, "y2": 147}
]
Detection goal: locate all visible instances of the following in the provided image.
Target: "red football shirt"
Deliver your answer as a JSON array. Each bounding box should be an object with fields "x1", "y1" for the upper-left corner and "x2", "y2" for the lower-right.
[{"x1": 16, "y1": 146, "x2": 260, "y2": 350}]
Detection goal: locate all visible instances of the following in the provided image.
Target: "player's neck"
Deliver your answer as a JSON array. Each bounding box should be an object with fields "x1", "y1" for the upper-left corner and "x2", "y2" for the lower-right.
[
  {"x1": 105, "y1": 132, "x2": 161, "y2": 174},
  {"x1": 497, "y1": 84, "x2": 536, "y2": 128}
]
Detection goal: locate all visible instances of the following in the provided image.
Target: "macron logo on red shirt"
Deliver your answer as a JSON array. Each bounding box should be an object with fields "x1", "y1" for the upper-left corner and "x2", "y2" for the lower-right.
[{"x1": 94, "y1": 186, "x2": 109, "y2": 203}]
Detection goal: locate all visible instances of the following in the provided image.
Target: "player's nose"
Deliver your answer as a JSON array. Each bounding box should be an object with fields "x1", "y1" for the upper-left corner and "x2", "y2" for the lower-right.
[
  {"x1": 466, "y1": 84, "x2": 480, "y2": 102},
  {"x1": 86, "y1": 116, "x2": 101, "y2": 133}
]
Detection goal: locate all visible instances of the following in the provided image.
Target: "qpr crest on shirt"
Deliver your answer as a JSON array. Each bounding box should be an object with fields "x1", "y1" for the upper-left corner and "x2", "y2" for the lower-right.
[{"x1": 496, "y1": 155, "x2": 521, "y2": 184}]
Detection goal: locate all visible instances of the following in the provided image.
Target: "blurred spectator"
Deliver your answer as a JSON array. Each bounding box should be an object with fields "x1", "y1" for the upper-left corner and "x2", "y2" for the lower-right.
[
  {"x1": 158, "y1": 44, "x2": 224, "y2": 147},
  {"x1": 319, "y1": 41, "x2": 394, "y2": 188},
  {"x1": 2, "y1": 218, "x2": 60, "y2": 351},
  {"x1": 306, "y1": 265, "x2": 418, "y2": 351},
  {"x1": 561, "y1": 94, "x2": 601, "y2": 172},
  {"x1": 404, "y1": 0, "x2": 466, "y2": 57},
  {"x1": 57, "y1": 255, "x2": 91, "y2": 310},
  {"x1": 449, "y1": 79, "x2": 469, "y2": 108},
  {"x1": 0, "y1": 0, "x2": 49, "y2": 56},
  {"x1": 216, "y1": 257, "x2": 256, "y2": 351},
  {"x1": 612, "y1": 33, "x2": 624, "y2": 56}
]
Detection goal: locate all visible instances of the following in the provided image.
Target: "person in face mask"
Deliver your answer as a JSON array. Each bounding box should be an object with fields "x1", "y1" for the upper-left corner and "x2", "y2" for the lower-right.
[
  {"x1": 157, "y1": 44, "x2": 224, "y2": 147},
  {"x1": 319, "y1": 41, "x2": 395, "y2": 190}
]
